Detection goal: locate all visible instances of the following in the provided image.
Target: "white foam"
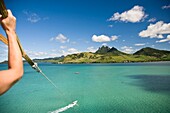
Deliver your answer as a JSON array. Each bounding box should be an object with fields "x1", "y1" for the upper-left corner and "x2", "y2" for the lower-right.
[{"x1": 49, "y1": 100, "x2": 78, "y2": 113}]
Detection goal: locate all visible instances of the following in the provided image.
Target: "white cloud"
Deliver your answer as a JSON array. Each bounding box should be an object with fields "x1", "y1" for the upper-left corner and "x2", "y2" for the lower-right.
[
  {"x1": 108, "y1": 5, "x2": 147, "y2": 23},
  {"x1": 26, "y1": 50, "x2": 48, "y2": 58},
  {"x1": 60, "y1": 46, "x2": 67, "y2": 49},
  {"x1": 50, "y1": 37, "x2": 54, "y2": 41},
  {"x1": 148, "y1": 18, "x2": 156, "y2": 22},
  {"x1": 51, "y1": 49, "x2": 57, "y2": 52},
  {"x1": 108, "y1": 25, "x2": 113, "y2": 28},
  {"x1": 50, "y1": 48, "x2": 81, "y2": 57},
  {"x1": 162, "y1": 4, "x2": 170, "y2": 9},
  {"x1": 139, "y1": 21, "x2": 170, "y2": 39},
  {"x1": 50, "y1": 34, "x2": 69, "y2": 43},
  {"x1": 58, "y1": 50, "x2": 67, "y2": 56},
  {"x1": 121, "y1": 46, "x2": 134, "y2": 54},
  {"x1": 111, "y1": 35, "x2": 118, "y2": 41},
  {"x1": 23, "y1": 11, "x2": 41, "y2": 23},
  {"x1": 102, "y1": 43, "x2": 108, "y2": 46},
  {"x1": 156, "y1": 35, "x2": 170, "y2": 43},
  {"x1": 28, "y1": 14, "x2": 40, "y2": 23},
  {"x1": 25, "y1": 49, "x2": 63, "y2": 59},
  {"x1": 134, "y1": 43, "x2": 145, "y2": 46},
  {"x1": 48, "y1": 53, "x2": 58, "y2": 57},
  {"x1": 87, "y1": 46, "x2": 97, "y2": 52},
  {"x1": 67, "y1": 48, "x2": 79, "y2": 54},
  {"x1": 92, "y1": 35, "x2": 110, "y2": 42},
  {"x1": 92, "y1": 35, "x2": 118, "y2": 42}
]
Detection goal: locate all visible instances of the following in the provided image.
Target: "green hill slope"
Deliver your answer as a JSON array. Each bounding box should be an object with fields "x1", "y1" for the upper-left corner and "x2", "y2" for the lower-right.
[
  {"x1": 134, "y1": 47, "x2": 170, "y2": 61},
  {"x1": 10, "y1": 46, "x2": 169, "y2": 64},
  {"x1": 61, "y1": 46, "x2": 170, "y2": 63}
]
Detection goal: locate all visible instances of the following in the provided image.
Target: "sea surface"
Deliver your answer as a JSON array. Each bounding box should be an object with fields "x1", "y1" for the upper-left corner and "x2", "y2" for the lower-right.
[{"x1": 0, "y1": 62, "x2": 170, "y2": 113}]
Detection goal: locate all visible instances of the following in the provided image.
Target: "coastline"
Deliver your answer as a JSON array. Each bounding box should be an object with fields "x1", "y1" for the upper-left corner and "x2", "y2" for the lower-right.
[{"x1": 1, "y1": 60, "x2": 170, "y2": 65}]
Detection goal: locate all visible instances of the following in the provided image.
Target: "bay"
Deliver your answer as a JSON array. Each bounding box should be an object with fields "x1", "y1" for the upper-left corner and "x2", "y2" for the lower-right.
[{"x1": 0, "y1": 62, "x2": 170, "y2": 113}]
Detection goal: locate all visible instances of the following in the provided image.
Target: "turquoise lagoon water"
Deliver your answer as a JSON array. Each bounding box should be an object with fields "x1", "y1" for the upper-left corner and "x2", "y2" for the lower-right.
[{"x1": 0, "y1": 62, "x2": 170, "y2": 113}]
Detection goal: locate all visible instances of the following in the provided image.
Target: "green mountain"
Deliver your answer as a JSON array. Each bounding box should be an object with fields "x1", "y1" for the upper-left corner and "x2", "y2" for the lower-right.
[
  {"x1": 61, "y1": 46, "x2": 170, "y2": 63},
  {"x1": 133, "y1": 47, "x2": 170, "y2": 61},
  {"x1": 134, "y1": 47, "x2": 170, "y2": 58},
  {"x1": 95, "y1": 46, "x2": 127, "y2": 55},
  {"x1": 95, "y1": 46, "x2": 110, "y2": 54},
  {"x1": 33, "y1": 56, "x2": 64, "y2": 63},
  {"x1": 33, "y1": 46, "x2": 170, "y2": 64},
  {"x1": 1, "y1": 46, "x2": 170, "y2": 64}
]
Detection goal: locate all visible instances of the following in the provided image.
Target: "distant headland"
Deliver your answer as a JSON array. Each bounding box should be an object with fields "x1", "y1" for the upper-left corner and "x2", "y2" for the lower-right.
[{"x1": 1, "y1": 46, "x2": 170, "y2": 64}]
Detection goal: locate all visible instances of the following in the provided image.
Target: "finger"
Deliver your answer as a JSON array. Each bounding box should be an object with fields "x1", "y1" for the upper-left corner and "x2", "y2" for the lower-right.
[
  {"x1": 7, "y1": 9, "x2": 14, "y2": 17},
  {"x1": 0, "y1": 14, "x2": 2, "y2": 22},
  {"x1": 7, "y1": 9, "x2": 13, "y2": 15},
  {"x1": 7, "y1": 9, "x2": 11, "y2": 14}
]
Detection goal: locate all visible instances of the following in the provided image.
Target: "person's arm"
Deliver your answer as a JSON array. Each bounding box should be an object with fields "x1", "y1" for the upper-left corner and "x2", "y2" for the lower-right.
[{"x1": 0, "y1": 10, "x2": 23, "y2": 95}]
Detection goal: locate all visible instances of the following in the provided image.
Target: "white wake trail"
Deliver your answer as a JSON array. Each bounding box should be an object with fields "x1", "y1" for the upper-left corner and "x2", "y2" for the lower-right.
[{"x1": 49, "y1": 100, "x2": 78, "y2": 113}]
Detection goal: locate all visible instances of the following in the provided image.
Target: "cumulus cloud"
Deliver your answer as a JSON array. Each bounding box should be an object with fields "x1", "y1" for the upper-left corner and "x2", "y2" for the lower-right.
[
  {"x1": 26, "y1": 50, "x2": 48, "y2": 58},
  {"x1": 50, "y1": 34, "x2": 69, "y2": 43},
  {"x1": 87, "y1": 46, "x2": 97, "y2": 52},
  {"x1": 108, "y1": 5, "x2": 147, "y2": 23},
  {"x1": 139, "y1": 21, "x2": 170, "y2": 39},
  {"x1": 162, "y1": 4, "x2": 170, "y2": 9},
  {"x1": 92, "y1": 35, "x2": 118, "y2": 42},
  {"x1": 48, "y1": 53, "x2": 58, "y2": 57},
  {"x1": 25, "y1": 49, "x2": 63, "y2": 59},
  {"x1": 58, "y1": 50, "x2": 67, "y2": 56},
  {"x1": 148, "y1": 18, "x2": 156, "y2": 22},
  {"x1": 67, "y1": 48, "x2": 79, "y2": 54},
  {"x1": 134, "y1": 43, "x2": 146, "y2": 46},
  {"x1": 121, "y1": 46, "x2": 134, "y2": 54},
  {"x1": 23, "y1": 11, "x2": 41, "y2": 23},
  {"x1": 156, "y1": 35, "x2": 170, "y2": 43},
  {"x1": 111, "y1": 35, "x2": 118, "y2": 41},
  {"x1": 50, "y1": 48, "x2": 80, "y2": 57},
  {"x1": 92, "y1": 35, "x2": 110, "y2": 42}
]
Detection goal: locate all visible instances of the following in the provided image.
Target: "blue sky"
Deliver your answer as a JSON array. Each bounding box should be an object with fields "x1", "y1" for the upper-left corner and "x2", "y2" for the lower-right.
[{"x1": 0, "y1": 0, "x2": 170, "y2": 61}]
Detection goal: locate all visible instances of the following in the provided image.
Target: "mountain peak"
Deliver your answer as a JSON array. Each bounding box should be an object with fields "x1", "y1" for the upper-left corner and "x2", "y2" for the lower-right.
[
  {"x1": 95, "y1": 46, "x2": 126, "y2": 55},
  {"x1": 95, "y1": 46, "x2": 110, "y2": 54},
  {"x1": 134, "y1": 47, "x2": 170, "y2": 57},
  {"x1": 27, "y1": 46, "x2": 170, "y2": 64},
  {"x1": 108, "y1": 47, "x2": 118, "y2": 52}
]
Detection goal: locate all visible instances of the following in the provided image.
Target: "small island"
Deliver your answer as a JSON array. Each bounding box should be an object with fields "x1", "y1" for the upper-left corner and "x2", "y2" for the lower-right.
[
  {"x1": 30, "y1": 46, "x2": 170, "y2": 64},
  {"x1": 1, "y1": 46, "x2": 170, "y2": 64}
]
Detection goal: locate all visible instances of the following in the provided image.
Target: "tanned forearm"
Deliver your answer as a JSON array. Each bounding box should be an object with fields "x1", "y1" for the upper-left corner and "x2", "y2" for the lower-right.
[
  {"x1": 7, "y1": 30, "x2": 23, "y2": 78},
  {"x1": 0, "y1": 10, "x2": 23, "y2": 95},
  {"x1": 0, "y1": 31, "x2": 23, "y2": 95}
]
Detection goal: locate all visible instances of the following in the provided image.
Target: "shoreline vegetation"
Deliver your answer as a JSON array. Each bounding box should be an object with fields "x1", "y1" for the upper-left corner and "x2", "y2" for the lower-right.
[{"x1": 1, "y1": 46, "x2": 170, "y2": 64}]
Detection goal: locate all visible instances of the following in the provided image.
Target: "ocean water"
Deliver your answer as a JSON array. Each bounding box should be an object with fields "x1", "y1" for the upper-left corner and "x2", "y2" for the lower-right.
[{"x1": 0, "y1": 62, "x2": 170, "y2": 113}]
